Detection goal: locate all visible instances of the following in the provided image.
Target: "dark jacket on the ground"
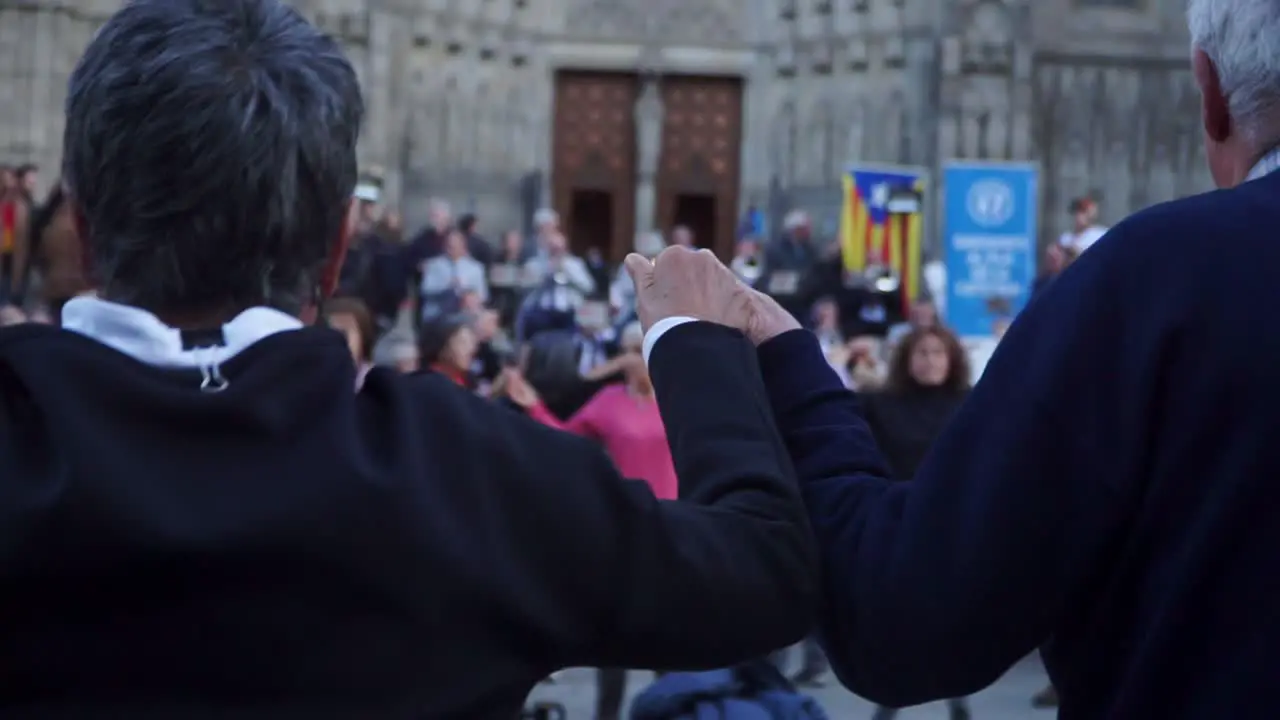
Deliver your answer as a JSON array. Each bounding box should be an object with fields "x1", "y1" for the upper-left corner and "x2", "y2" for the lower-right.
[
  {"x1": 0, "y1": 316, "x2": 818, "y2": 718},
  {"x1": 756, "y1": 171, "x2": 1280, "y2": 718}
]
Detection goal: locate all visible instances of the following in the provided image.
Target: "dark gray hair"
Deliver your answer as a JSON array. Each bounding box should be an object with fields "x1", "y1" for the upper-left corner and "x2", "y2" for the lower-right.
[{"x1": 62, "y1": 0, "x2": 364, "y2": 315}]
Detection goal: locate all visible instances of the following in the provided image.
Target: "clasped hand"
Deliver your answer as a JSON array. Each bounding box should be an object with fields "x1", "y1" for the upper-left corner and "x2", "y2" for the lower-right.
[{"x1": 623, "y1": 247, "x2": 799, "y2": 345}]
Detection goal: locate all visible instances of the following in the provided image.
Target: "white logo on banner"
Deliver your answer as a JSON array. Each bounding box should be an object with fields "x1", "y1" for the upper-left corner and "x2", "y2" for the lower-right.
[
  {"x1": 869, "y1": 182, "x2": 890, "y2": 209},
  {"x1": 966, "y1": 179, "x2": 1015, "y2": 228}
]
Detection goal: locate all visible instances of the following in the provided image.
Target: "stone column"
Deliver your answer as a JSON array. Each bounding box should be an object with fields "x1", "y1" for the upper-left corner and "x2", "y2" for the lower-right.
[{"x1": 632, "y1": 73, "x2": 663, "y2": 238}]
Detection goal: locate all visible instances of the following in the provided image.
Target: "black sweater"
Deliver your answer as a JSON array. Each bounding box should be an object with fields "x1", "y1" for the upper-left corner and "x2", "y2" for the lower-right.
[
  {"x1": 0, "y1": 320, "x2": 817, "y2": 718},
  {"x1": 861, "y1": 388, "x2": 968, "y2": 481}
]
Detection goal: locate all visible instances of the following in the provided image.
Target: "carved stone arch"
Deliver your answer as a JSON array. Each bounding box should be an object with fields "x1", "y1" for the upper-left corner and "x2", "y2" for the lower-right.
[
  {"x1": 804, "y1": 96, "x2": 835, "y2": 183},
  {"x1": 962, "y1": 0, "x2": 1012, "y2": 73},
  {"x1": 842, "y1": 98, "x2": 869, "y2": 167},
  {"x1": 1065, "y1": 68, "x2": 1095, "y2": 146},
  {"x1": 474, "y1": 80, "x2": 496, "y2": 173},
  {"x1": 1175, "y1": 80, "x2": 1204, "y2": 195},
  {"x1": 1084, "y1": 68, "x2": 1111, "y2": 178},
  {"x1": 770, "y1": 100, "x2": 798, "y2": 184},
  {"x1": 565, "y1": 0, "x2": 743, "y2": 44},
  {"x1": 505, "y1": 84, "x2": 534, "y2": 172},
  {"x1": 442, "y1": 71, "x2": 474, "y2": 172},
  {"x1": 884, "y1": 90, "x2": 909, "y2": 163}
]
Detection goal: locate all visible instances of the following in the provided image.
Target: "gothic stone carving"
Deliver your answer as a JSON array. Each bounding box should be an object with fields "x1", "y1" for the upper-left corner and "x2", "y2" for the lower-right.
[{"x1": 565, "y1": 0, "x2": 744, "y2": 44}]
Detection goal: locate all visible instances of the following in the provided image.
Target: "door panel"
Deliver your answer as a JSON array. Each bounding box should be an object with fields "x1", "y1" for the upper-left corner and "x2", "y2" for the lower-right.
[
  {"x1": 656, "y1": 75, "x2": 743, "y2": 260},
  {"x1": 552, "y1": 71, "x2": 638, "y2": 262}
]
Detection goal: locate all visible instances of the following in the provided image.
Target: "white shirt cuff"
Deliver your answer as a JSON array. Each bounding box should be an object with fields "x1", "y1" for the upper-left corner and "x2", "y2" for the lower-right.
[{"x1": 642, "y1": 316, "x2": 698, "y2": 366}]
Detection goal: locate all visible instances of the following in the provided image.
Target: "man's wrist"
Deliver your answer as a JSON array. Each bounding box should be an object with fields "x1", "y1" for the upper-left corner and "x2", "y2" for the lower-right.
[
  {"x1": 642, "y1": 316, "x2": 699, "y2": 365},
  {"x1": 745, "y1": 306, "x2": 801, "y2": 346}
]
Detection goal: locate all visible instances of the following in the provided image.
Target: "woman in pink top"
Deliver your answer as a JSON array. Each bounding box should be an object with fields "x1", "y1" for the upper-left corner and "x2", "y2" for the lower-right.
[{"x1": 503, "y1": 322, "x2": 677, "y2": 500}]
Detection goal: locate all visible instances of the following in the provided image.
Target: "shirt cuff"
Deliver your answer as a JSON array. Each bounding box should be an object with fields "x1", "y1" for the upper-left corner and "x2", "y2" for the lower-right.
[{"x1": 642, "y1": 316, "x2": 699, "y2": 366}]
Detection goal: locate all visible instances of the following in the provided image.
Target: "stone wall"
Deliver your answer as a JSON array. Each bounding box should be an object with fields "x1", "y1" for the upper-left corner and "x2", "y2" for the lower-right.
[{"x1": 0, "y1": 0, "x2": 1215, "y2": 245}]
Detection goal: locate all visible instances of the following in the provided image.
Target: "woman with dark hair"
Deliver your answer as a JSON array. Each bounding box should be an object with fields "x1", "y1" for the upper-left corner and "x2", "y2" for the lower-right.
[
  {"x1": 418, "y1": 314, "x2": 478, "y2": 389},
  {"x1": 863, "y1": 324, "x2": 974, "y2": 720},
  {"x1": 29, "y1": 184, "x2": 90, "y2": 323},
  {"x1": 323, "y1": 296, "x2": 376, "y2": 387}
]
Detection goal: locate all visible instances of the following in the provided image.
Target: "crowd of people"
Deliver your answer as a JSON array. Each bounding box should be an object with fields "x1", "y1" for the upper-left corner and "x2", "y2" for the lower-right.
[
  {"x1": 9, "y1": 1, "x2": 1280, "y2": 720},
  {"x1": 2, "y1": 147, "x2": 1111, "y2": 718}
]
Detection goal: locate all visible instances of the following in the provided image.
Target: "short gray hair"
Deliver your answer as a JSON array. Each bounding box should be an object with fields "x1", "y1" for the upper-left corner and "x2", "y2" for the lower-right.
[
  {"x1": 533, "y1": 208, "x2": 559, "y2": 227},
  {"x1": 373, "y1": 330, "x2": 418, "y2": 366},
  {"x1": 428, "y1": 198, "x2": 451, "y2": 217},
  {"x1": 1188, "y1": 0, "x2": 1280, "y2": 139},
  {"x1": 63, "y1": 0, "x2": 363, "y2": 315}
]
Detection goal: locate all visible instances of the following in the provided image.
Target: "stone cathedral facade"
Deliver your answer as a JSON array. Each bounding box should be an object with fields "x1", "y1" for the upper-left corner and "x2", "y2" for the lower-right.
[{"x1": 0, "y1": 0, "x2": 1214, "y2": 259}]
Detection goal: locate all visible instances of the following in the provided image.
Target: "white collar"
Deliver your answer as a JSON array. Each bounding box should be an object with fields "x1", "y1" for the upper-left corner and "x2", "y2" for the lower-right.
[
  {"x1": 1246, "y1": 146, "x2": 1280, "y2": 183},
  {"x1": 61, "y1": 296, "x2": 303, "y2": 377}
]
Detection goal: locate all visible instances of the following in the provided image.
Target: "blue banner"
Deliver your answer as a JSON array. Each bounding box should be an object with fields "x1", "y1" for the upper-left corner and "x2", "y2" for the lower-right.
[{"x1": 942, "y1": 162, "x2": 1038, "y2": 339}]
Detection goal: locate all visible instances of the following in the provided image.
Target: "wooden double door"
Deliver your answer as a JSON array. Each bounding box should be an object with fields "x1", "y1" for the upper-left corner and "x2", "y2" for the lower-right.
[{"x1": 552, "y1": 71, "x2": 743, "y2": 262}]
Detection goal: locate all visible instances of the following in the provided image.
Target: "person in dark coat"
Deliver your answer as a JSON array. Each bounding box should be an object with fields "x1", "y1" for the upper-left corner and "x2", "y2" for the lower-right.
[
  {"x1": 859, "y1": 324, "x2": 973, "y2": 720},
  {"x1": 0, "y1": 3, "x2": 821, "y2": 717},
  {"x1": 707, "y1": 15, "x2": 1280, "y2": 710}
]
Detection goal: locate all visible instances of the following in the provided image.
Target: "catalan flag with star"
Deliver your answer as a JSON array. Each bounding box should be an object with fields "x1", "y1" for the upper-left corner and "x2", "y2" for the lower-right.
[{"x1": 840, "y1": 166, "x2": 927, "y2": 314}]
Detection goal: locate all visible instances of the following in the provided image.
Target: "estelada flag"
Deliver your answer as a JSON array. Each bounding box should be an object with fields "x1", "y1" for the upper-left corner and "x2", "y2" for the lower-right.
[{"x1": 840, "y1": 166, "x2": 926, "y2": 313}]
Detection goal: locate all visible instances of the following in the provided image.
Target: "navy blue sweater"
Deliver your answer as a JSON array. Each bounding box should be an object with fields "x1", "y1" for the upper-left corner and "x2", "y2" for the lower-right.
[{"x1": 756, "y1": 171, "x2": 1280, "y2": 718}]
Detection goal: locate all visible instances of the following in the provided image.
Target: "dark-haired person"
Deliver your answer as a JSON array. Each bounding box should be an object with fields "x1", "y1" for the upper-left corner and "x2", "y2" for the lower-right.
[
  {"x1": 28, "y1": 185, "x2": 91, "y2": 323},
  {"x1": 860, "y1": 325, "x2": 973, "y2": 720},
  {"x1": 1058, "y1": 196, "x2": 1107, "y2": 255},
  {"x1": 337, "y1": 210, "x2": 411, "y2": 334},
  {"x1": 458, "y1": 212, "x2": 493, "y2": 268},
  {"x1": 419, "y1": 314, "x2": 479, "y2": 389},
  {"x1": 14, "y1": 163, "x2": 39, "y2": 201},
  {"x1": 324, "y1": 296, "x2": 376, "y2": 387},
  {"x1": 0, "y1": 166, "x2": 29, "y2": 307},
  {"x1": 1030, "y1": 242, "x2": 1077, "y2": 301},
  {"x1": 0, "y1": 1, "x2": 819, "y2": 715}
]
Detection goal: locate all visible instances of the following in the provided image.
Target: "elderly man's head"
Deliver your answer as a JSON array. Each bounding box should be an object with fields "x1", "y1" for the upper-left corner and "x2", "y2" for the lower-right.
[
  {"x1": 62, "y1": 0, "x2": 363, "y2": 320},
  {"x1": 783, "y1": 210, "x2": 810, "y2": 240},
  {"x1": 533, "y1": 208, "x2": 559, "y2": 235},
  {"x1": 428, "y1": 199, "x2": 452, "y2": 231},
  {"x1": 1189, "y1": 0, "x2": 1280, "y2": 187}
]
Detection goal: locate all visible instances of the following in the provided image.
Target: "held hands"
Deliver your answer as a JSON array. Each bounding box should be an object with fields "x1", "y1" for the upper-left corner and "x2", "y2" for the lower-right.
[
  {"x1": 623, "y1": 246, "x2": 799, "y2": 345},
  {"x1": 492, "y1": 368, "x2": 540, "y2": 409}
]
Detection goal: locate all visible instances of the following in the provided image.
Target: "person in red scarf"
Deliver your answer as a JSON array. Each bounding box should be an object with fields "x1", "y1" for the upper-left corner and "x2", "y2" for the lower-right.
[{"x1": 418, "y1": 314, "x2": 478, "y2": 389}]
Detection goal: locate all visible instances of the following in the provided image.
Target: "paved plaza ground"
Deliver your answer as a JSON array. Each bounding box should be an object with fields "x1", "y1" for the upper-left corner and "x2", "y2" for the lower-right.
[{"x1": 526, "y1": 653, "x2": 1056, "y2": 719}]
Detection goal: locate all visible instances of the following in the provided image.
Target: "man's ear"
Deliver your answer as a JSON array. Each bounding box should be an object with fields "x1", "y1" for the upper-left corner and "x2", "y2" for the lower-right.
[
  {"x1": 318, "y1": 198, "x2": 355, "y2": 300},
  {"x1": 1194, "y1": 48, "x2": 1231, "y2": 143}
]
